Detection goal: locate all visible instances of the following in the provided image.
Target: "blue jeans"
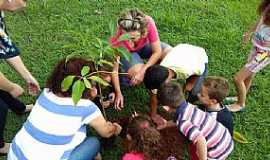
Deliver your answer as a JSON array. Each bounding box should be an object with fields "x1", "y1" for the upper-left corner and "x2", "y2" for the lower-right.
[
  {"x1": 187, "y1": 63, "x2": 208, "y2": 103},
  {"x1": 69, "y1": 137, "x2": 100, "y2": 160},
  {"x1": 121, "y1": 42, "x2": 170, "y2": 72}
]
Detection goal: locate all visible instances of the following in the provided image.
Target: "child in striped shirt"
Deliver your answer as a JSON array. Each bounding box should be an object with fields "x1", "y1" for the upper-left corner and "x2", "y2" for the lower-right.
[{"x1": 158, "y1": 82, "x2": 234, "y2": 160}]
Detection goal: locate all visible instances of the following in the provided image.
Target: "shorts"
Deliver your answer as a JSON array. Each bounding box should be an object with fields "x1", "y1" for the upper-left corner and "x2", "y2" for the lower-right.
[
  {"x1": 0, "y1": 27, "x2": 20, "y2": 60},
  {"x1": 245, "y1": 47, "x2": 270, "y2": 73},
  {"x1": 120, "y1": 42, "x2": 170, "y2": 72}
]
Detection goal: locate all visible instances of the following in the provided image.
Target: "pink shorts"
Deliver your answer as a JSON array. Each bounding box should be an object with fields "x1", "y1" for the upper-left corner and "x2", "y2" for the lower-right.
[{"x1": 245, "y1": 47, "x2": 270, "y2": 73}]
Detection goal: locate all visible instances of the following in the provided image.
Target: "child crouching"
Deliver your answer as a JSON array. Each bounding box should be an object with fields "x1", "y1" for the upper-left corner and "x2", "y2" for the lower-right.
[{"x1": 158, "y1": 82, "x2": 234, "y2": 160}]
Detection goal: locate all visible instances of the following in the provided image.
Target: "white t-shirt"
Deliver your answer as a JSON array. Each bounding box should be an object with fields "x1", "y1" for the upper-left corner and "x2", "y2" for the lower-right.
[
  {"x1": 8, "y1": 89, "x2": 102, "y2": 160},
  {"x1": 160, "y1": 44, "x2": 208, "y2": 79}
]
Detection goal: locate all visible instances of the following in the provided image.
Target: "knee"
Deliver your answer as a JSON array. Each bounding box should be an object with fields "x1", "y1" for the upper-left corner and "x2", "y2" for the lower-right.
[
  {"x1": 233, "y1": 74, "x2": 242, "y2": 84},
  {"x1": 88, "y1": 137, "x2": 101, "y2": 152}
]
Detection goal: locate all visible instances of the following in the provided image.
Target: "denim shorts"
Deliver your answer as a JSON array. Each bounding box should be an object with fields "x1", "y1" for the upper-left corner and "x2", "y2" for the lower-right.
[{"x1": 120, "y1": 42, "x2": 170, "y2": 72}]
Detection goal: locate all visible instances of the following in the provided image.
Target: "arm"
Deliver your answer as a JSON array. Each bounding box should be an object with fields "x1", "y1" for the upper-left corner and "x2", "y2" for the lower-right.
[
  {"x1": 195, "y1": 136, "x2": 207, "y2": 160},
  {"x1": 243, "y1": 16, "x2": 263, "y2": 44},
  {"x1": 6, "y1": 56, "x2": 40, "y2": 95},
  {"x1": 111, "y1": 56, "x2": 124, "y2": 110},
  {"x1": 89, "y1": 115, "x2": 122, "y2": 138},
  {"x1": 131, "y1": 41, "x2": 162, "y2": 85},
  {"x1": 149, "y1": 91, "x2": 158, "y2": 117}
]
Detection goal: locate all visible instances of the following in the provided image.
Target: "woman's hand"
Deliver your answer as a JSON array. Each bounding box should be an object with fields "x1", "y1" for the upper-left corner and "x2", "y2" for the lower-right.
[
  {"x1": 112, "y1": 123, "x2": 122, "y2": 136},
  {"x1": 131, "y1": 67, "x2": 146, "y2": 85},
  {"x1": 25, "y1": 75, "x2": 40, "y2": 96},
  {"x1": 114, "y1": 91, "x2": 124, "y2": 110}
]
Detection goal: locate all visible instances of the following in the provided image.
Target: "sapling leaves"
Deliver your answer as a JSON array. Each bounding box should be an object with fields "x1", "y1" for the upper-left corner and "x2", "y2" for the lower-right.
[
  {"x1": 118, "y1": 33, "x2": 131, "y2": 42},
  {"x1": 117, "y1": 47, "x2": 132, "y2": 62},
  {"x1": 72, "y1": 80, "x2": 85, "y2": 105},
  {"x1": 99, "y1": 59, "x2": 114, "y2": 67},
  {"x1": 89, "y1": 76, "x2": 110, "y2": 87},
  {"x1": 61, "y1": 75, "x2": 76, "y2": 92},
  {"x1": 81, "y1": 66, "x2": 90, "y2": 76},
  {"x1": 83, "y1": 77, "x2": 92, "y2": 89}
]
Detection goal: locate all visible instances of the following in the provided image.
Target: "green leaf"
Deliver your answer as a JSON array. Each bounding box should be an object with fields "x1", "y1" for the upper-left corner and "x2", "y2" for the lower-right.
[
  {"x1": 61, "y1": 75, "x2": 75, "y2": 92},
  {"x1": 117, "y1": 47, "x2": 131, "y2": 62},
  {"x1": 72, "y1": 80, "x2": 85, "y2": 105},
  {"x1": 89, "y1": 76, "x2": 110, "y2": 87},
  {"x1": 233, "y1": 131, "x2": 248, "y2": 144},
  {"x1": 109, "y1": 21, "x2": 116, "y2": 37},
  {"x1": 118, "y1": 33, "x2": 131, "y2": 42},
  {"x1": 99, "y1": 59, "x2": 113, "y2": 67},
  {"x1": 81, "y1": 66, "x2": 90, "y2": 77},
  {"x1": 83, "y1": 77, "x2": 92, "y2": 89}
]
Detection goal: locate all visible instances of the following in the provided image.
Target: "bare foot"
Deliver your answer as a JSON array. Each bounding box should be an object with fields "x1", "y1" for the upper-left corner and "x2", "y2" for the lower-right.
[
  {"x1": 95, "y1": 153, "x2": 102, "y2": 160},
  {"x1": 25, "y1": 104, "x2": 34, "y2": 113},
  {"x1": 151, "y1": 114, "x2": 167, "y2": 128},
  {"x1": 0, "y1": 143, "x2": 10, "y2": 155},
  {"x1": 227, "y1": 103, "x2": 245, "y2": 112},
  {"x1": 10, "y1": 83, "x2": 24, "y2": 98}
]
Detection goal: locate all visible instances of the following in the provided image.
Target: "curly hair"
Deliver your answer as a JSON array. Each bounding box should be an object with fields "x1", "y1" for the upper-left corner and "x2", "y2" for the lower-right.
[
  {"x1": 46, "y1": 57, "x2": 96, "y2": 99},
  {"x1": 117, "y1": 8, "x2": 147, "y2": 36},
  {"x1": 127, "y1": 115, "x2": 161, "y2": 160},
  {"x1": 202, "y1": 76, "x2": 229, "y2": 103},
  {"x1": 258, "y1": 0, "x2": 270, "y2": 26}
]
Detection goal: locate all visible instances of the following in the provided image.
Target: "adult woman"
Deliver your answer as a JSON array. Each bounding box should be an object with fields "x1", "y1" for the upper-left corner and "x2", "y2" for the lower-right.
[
  {"x1": 8, "y1": 57, "x2": 122, "y2": 160},
  {"x1": 110, "y1": 8, "x2": 171, "y2": 110}
]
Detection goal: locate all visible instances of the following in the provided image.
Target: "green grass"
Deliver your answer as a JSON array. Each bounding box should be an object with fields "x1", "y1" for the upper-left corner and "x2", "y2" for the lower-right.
[{"x1": 1, "y1": 0, "x2": 270, "y2": 159}]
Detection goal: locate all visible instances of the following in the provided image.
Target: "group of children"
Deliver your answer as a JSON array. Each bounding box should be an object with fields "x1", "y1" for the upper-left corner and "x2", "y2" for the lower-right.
[{"x1": 1, "y1": 0, "x2": 270, "y2": 160}]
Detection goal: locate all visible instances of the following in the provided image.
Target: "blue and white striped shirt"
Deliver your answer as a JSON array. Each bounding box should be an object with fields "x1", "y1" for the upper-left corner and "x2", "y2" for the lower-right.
[{"x1": 8, "y1": 89, "x2": 102, "y2": 160}]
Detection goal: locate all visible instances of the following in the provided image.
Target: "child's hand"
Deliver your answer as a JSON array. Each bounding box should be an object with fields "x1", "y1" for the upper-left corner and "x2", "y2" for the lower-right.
[{"x1": 157, "y1": 120, "x2": 176, "y2": 130}]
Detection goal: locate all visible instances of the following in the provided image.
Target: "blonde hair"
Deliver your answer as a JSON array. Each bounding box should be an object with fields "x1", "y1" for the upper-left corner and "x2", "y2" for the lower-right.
[{"x1": 117, "y1": 8, "x2": 147, "y2": 35}]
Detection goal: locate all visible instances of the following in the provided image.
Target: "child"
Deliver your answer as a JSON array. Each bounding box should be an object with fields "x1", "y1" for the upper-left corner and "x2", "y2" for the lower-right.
[
  {"x1": 198, "y1": 76, "x2": 233, "y2": 135},
  {"x1": 122, "y1": 115, "x2": 161, "y2": 160},
  {"x1": 8, "y1": 57, "x2": 122, "y2": 160},
  {"x1": 143, "y1": 43, "x2": 208, "y2": 126},
  {"x1": 158, "y1": 82, "x2": 234, "y2": 160},
  {"x1": 229, "y1": 0, "x2": 270, "y2": 112},
  {"x1": 110, "y1": 8, "x2": 171, "y2": 93},
  {"x1": 188, "y1": 76, "x2": 233, "y2": 160}
]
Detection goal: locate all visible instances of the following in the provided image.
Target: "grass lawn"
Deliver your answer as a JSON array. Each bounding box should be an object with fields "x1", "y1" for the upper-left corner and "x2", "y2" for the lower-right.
[{"x1": 1, "y1": 0, "x2": 269, "y2": 159}]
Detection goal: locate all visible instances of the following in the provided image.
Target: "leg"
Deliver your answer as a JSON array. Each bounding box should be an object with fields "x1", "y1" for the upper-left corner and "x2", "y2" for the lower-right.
[
  {"x1": 0, "y1": 98, "x2": 9, "y2": 153},
  {"x1": 69, "y1": 137, "x2": 100, "y2": 160},
  {"x1": 0, "y1": 90, "x2": 26, "y2": 114},
  {"x1": 0, "y1": 71, "x2": 24, "y2": 97},
  {"x1": 229, "y1": 67, "x2": 254, "y2": 112}
]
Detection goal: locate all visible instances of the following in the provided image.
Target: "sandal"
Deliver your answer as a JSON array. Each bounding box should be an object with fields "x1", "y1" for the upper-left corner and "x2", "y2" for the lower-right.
[{"x1": 226, "y1": 104, "x2": 246, "y2": 112}]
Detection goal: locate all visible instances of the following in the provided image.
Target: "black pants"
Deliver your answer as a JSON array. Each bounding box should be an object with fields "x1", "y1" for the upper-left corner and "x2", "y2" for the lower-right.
[{"x1": 0, "y1": 90, "x2": 26, "y2": 148}]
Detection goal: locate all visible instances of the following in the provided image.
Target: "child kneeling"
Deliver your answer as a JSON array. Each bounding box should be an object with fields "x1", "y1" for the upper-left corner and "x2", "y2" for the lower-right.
[{"x1": 158, "y1": 82, "x2": 234, "y2": 160}]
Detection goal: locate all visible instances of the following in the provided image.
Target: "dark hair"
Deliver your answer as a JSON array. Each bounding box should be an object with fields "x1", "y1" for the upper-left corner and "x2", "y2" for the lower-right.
[
  {"x1": 157, "y1": 82, "x2": 184, "y2": 108},
  {"x1": 144, "y1": 65, "x2": 169, "y2": 90},
  {"x1": 127, "y1": 115, "x2": 160, "y2": 160},
  {"x1": 202, "y1": 76, "x2": 229, "y2": 103},
  {"x1": 258, "y1": 0, "x2": 270, "y2": 26},
  {"x1": 117, "y1": 8, "x2": 147, "y2": 35},
  {"x1": 46, "y1": 57, "x2": 96, "y2": 98}
]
